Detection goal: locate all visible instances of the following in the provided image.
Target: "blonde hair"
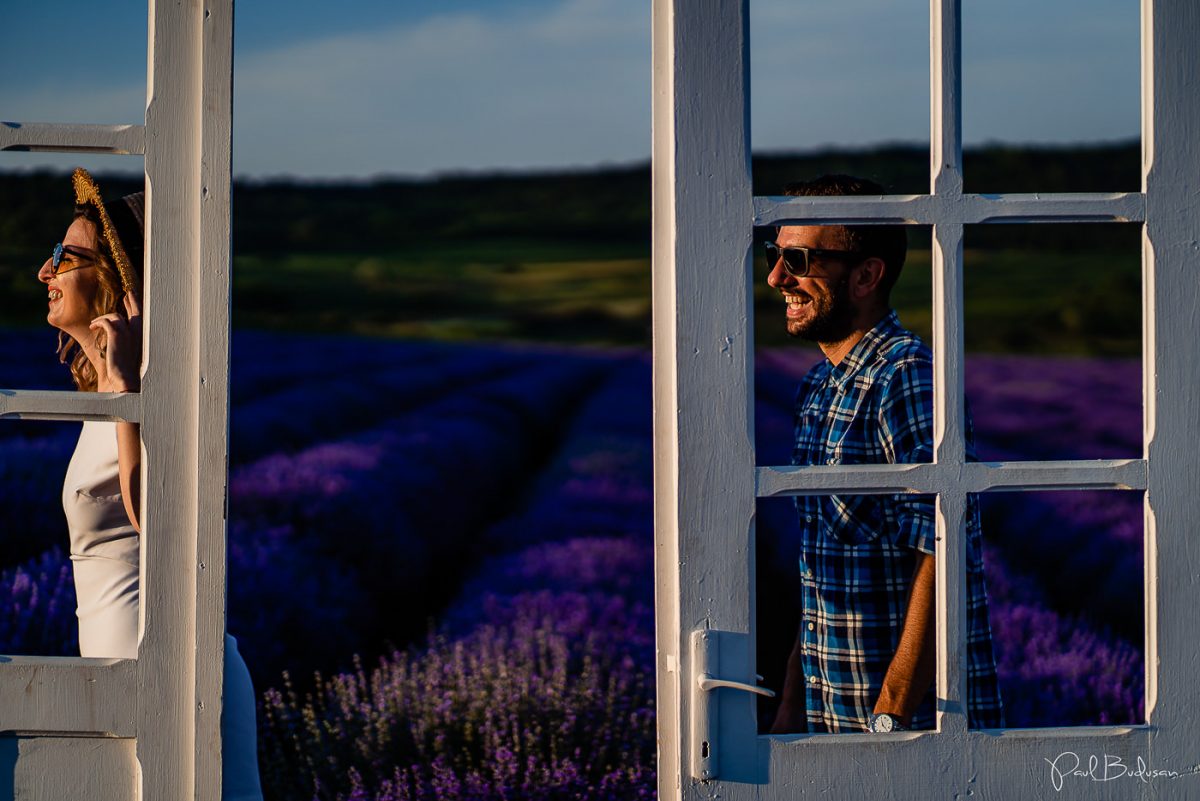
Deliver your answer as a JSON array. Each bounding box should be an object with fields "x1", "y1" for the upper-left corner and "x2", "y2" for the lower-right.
[{"x1": 56, "y1": 208, "x2": 131, "y2": 392}]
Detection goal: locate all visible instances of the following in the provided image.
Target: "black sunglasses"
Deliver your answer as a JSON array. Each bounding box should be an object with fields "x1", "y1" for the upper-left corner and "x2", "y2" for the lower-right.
[
  {"x1": 50, "y1": 243, "x2": 100, "y2": 277},
  {"x1": 764, "y1": 241, "x2": 865, "y2": 278}
]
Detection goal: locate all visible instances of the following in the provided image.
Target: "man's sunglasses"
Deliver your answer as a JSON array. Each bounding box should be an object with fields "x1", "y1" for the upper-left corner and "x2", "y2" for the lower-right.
[
  {"x1": 50, "y1": 243, "x2": 100, "y2": 277},
  {"x1": 763, "y1": 241, "x2": 865, "y2": 278}
]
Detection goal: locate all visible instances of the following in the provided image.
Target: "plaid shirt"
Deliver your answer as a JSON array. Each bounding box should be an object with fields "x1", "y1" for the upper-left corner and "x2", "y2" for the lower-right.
[{"x1": 791, "y1": 310, "x2": 1004, "y2": 732}]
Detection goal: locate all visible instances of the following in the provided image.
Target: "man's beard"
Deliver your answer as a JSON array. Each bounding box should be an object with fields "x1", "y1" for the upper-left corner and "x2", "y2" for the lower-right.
[{"x1": 788, "y1": 273, "x2": 855, "y2": 343}]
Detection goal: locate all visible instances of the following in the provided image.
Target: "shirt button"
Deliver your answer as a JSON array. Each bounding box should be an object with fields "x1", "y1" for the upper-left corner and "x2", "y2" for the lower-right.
[
  {"x1": 805, "y1": 569, "x2": 814, "y2": 578},
  {"x1": 808, "y1": 675, "x2": 818, "y2": 684},
  {"x1": 807, "y1": 622, "x2": 815, "y2": 631},
  {"x1": 804, "y1": 515, "x2": 814, "y2": 523}
]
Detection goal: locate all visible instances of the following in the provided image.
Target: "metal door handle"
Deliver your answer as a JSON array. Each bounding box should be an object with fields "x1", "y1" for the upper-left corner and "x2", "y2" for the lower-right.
[
  {"x1": 697, "y1": 674, "x2": 776, "y2": 697},
  {"x1": 691, "y1": 630, "x2": 776, "y2": 780}
]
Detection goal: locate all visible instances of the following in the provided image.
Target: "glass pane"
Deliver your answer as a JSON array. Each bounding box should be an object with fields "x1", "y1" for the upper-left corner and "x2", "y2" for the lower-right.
[
  {"x1": 0, "y1": 159, "x2": 144, "y2": 389},
  {"x1": 758, "y1": 495, "x2": 968, "y2": 733},
  {"x1": 755, "y1": 223, "x2": 933, "y2": 460},
  {"x1": 0, "y1": 6, "x2": 145, "y2": 126},
  {"x1": 963, "y1": 223, "x2": 1141, "y2": 461},
  {"x1": 963, "y1": 0, "x2": 1140, "y2": 192},
  {"x1": 975, "y1": 490, "x2": 1144, "y2": 727},
  {"x1": 0, "y1": 420, "x2": 88, "y2": 657},
  {"x1": 750, "y1": 0, "x2": 929, "y2": 196}
]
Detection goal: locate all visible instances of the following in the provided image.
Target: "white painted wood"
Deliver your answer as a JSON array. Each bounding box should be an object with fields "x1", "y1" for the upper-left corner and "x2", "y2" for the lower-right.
[
  {"x1": 930, "y1": 218, "x2": 969, "y2": 739},
  {"x1": 1141, "y1": 0, "x2": 1200, "y2": 774},
  {"x1": 0, "y1": 123, "x2": 145, "y2": 155},
  {"x1": 649, "y1": 0, "x2": 683, "y2": 793},
  {"x1": 0, "y1": 737, "x2": 137, "y2": 800},
  {"x1": 754, "y1": 192, "x2": 1146, "y2": 226},
  {"x1": 192, "y1": 1, "x2": 236, "y2": 796},
  {"x1": 931, "y1": 0, "x2": 962, "y2": 196},
  {"x1": 0, "y1": 1, "x2": 234, "y2": 799},
  {"x1": 0, "y1": 390, "x2": 141, "y2": 423},
  {"x1": 136, "y1": 0, "x2": 233, "y2": 795},
  {"x1": 655, "y1": 0, "x2": 1200, "y2": 796},
  {"x1": 756, "y1": 459, "x2": 1148, "y2": 497},
  {"x1": 0, "y1": 659, "x2": 135, "y2": 736},
  {"x1": 652, "y1": 0, "x2": 756, "y2": 791}
]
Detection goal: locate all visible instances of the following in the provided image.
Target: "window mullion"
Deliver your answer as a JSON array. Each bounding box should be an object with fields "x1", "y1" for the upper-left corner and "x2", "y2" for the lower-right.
[
  {"x1": 935, "y1": 492, "x2": 969, "y2": 735},
  {"x1": 931, "y1": 0, "x2": 963, "y2": 196},
  {"x1": 932, "y1": 219, "x2": 967, "y2": 735}
]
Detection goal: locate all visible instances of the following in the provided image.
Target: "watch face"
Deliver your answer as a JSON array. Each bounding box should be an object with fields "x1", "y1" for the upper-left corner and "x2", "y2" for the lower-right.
[{"x1": 872, "y1": 714, "x2": 894, "y2": 732}]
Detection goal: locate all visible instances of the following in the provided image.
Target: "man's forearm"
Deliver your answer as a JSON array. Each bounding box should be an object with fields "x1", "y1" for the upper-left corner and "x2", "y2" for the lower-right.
[{"x1": 873, "y1": 551, "x2": 936, "y2": 724}]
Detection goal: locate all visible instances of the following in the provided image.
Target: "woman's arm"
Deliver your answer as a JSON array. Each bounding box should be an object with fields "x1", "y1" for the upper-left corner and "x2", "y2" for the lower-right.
[
  {"x1": 91, "y1": 291, "x2": 144, "y2": 533},
  {"x1": 115, "y1": 422, "x2": 142, "y2": 533}
]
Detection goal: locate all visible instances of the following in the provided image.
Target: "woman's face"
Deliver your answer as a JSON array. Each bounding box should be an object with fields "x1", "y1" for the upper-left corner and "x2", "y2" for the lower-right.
[{"x1": 39, "y1": 217, "x2": 101, "y2": 334}]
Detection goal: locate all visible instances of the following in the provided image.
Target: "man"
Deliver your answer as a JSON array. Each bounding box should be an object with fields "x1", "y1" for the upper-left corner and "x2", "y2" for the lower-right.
[{"x1": 766, "y1": 175, "x2": 1003, "y2": 734}]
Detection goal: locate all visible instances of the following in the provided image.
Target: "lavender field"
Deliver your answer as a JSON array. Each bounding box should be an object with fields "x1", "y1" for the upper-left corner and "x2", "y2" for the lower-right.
[{"x1": 0, "y1": 330, "x2": 1143, "y2": 799}]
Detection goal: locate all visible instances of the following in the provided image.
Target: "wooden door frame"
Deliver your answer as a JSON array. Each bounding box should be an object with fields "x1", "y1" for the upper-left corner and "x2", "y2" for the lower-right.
[
  {"x1": 652, "y1": 0, "x2": 1200, "y2": 797},
  {"x1": 0, "y1": 1, "x2": 234, "y2": 798}
]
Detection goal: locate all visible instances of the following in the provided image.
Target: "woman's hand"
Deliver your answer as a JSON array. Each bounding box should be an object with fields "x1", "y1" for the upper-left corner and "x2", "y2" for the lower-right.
[{"x1": 90, "y1": 292, "x2": 143, "y2": 393}]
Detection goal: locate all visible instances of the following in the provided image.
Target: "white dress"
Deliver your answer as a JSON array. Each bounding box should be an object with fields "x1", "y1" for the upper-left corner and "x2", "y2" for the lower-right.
[{"x1": 64, "y1": 421, "x2": 263, "y2": 800}]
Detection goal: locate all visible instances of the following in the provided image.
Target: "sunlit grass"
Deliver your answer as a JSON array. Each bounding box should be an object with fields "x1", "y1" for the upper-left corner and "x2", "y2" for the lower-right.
[{"x1": 0, "y1": 239, "x2": 1140, "y2": 355}]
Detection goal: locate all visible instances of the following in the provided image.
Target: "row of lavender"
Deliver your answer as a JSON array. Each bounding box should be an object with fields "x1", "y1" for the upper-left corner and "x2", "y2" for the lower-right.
[
  {"x1": 258, "y1": 361, "x2": 657, "y2": 800},
  {"x1": 0, "y1": 333, "x2": 1145, "y2": 798}
]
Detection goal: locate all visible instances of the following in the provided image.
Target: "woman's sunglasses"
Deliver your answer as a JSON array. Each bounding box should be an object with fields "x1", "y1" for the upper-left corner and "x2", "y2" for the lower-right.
[
  {"x1": 50, "y1": 243, "x2": 100, "y2": 277},
  {"x1": 763, "y1": 241, "x2": 865, "y2": 278}
]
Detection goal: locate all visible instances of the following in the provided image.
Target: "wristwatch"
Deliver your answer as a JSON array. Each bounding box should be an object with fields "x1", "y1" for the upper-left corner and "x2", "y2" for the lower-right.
[{"x1": 868, "y1": 712, "x2": 906, "y2": 733}]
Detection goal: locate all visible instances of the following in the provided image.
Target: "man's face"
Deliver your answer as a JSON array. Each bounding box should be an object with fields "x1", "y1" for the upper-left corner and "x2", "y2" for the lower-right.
[{"x1": 766, "y1": 224, "x2": 857, "y2": 342}]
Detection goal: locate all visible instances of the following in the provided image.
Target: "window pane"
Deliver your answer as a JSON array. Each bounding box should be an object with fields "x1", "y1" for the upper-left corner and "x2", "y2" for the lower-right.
[
  {"x1": 750, "y1": 0, "x2": 929, "y2": 196},
  {"x1": 0, "y1": 420, "x2": 91, "y2": 657},
  {"x1": 975, "y1": 490, "x2": 1144, "y2": 728},
  {"x1": 757, "y1": 495, "x2": 970, "y2": 733},
  {"x1": 755, "y1": 224, "x2": 933, "y2": 461},
  {"x1": 963, "y1": 223, "x2": 1142, "y2": 461},
  {"x1": 0, "y1": 160, "x2": 145, "y2": 390},
  {"x1": 962, "y1": 0, "x2": 1140, "y2": 192},
  {"x1": 0, "y1": 5, "x2": 145, "y2": 127}
]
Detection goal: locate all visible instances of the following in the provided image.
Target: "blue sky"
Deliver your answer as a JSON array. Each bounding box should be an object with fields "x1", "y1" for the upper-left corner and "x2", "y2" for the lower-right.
[{"x1": 0, "y1": 0, "x2": 1139, "y2": 179}]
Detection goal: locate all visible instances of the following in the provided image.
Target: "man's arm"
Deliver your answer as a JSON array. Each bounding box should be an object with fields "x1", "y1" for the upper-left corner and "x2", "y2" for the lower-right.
[{"x1": 873, "y1": 550, "x2": 936, "y2": 724}]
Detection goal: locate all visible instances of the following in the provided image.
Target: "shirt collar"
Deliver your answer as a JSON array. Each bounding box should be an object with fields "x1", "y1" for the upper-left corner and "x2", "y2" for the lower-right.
[{"x1": 826, "y1": 309, "x2": 902, "y2": 389}]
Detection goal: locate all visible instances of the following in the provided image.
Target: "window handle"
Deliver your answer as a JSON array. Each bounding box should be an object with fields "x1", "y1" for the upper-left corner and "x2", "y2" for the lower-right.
[
  {"x1": 691, "y1": 629, "x2": 776, "y2": 781},
  {"x1": 696, "y1": 674, "x2": 776, "y2": 698}
]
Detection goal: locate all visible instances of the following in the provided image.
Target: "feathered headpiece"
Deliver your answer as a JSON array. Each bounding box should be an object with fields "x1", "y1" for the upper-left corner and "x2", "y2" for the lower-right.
[{"x1": 71, "y1": 167, "x2": 143, "y2": 295}]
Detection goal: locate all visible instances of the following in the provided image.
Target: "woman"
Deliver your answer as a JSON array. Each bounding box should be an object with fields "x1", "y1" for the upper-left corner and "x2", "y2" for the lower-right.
[{"x1": 40, "y1": 168, "x2": 263, "y2": 800}]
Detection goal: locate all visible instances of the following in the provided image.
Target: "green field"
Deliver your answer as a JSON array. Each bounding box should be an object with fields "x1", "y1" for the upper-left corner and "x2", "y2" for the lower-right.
[
  {"x1": 0, "y1": 238, "x2": 1141, "y2": 356},
  {"x1": 236, "y1": 241, "x2": 1142, "y2": 356},
  {"x1": 0, "y1": 145, "x2": 1144, "y2": 356}
]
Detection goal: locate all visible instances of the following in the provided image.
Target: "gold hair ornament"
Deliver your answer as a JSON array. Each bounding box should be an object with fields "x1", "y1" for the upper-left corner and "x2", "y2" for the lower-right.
[{"x1": 71, "y1": 168, "x2": 140, "y2": 295}]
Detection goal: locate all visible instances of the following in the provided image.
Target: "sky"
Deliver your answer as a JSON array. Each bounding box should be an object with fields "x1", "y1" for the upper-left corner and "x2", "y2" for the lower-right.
[{"x1": 0, "y1": 0, "x2": 1140, "y2": 179}]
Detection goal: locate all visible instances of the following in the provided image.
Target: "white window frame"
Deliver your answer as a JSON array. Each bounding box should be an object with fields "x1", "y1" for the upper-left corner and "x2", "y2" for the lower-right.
[
  {"x1": 652, "y1": 0, "x2": 1200, "y2": 797},
  {"x1": 0, "y1": 1, "x2": 234, "y2": 798}
]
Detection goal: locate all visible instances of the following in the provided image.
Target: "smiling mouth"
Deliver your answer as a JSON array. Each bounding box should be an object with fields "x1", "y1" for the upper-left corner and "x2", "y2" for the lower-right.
[
  {"x1": 48, "y1": 289, "x2": 63, "y2": 304},
  {"x1": 782, "y1": 293, "x2": 812, "y2": 313}
]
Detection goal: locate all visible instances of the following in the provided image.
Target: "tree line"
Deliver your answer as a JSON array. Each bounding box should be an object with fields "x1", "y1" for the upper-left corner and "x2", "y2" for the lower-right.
[{"x1": 0, "y1": 141, "x2": 1139, "y2": 256}]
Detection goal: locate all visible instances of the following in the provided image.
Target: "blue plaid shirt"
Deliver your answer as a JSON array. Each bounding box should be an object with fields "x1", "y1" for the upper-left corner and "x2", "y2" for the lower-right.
[{"x1": 791, "y1": 310, "x2": 1004, "y2": 732}]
